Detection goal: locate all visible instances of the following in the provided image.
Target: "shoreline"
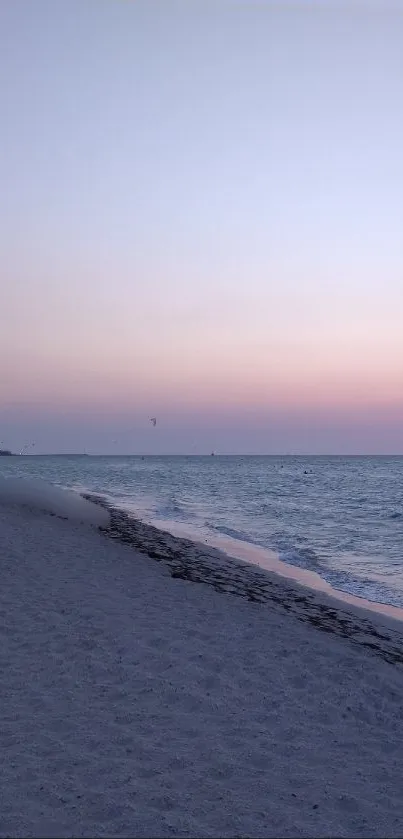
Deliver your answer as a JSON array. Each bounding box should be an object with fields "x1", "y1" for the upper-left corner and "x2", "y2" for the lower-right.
[
  {"x1": 84, "y1": 493, "x2": 403, "y2": 665},
  {"x1": 146, "y1": 515, "x2": 403, "y2": 625},
  {"x1": 77, "y1": 486, "x2": 403, "y2": 623},
  {"x1": 85, "y1": 492, "x2": 403, "y2": 628},
  {"x1": 2, "y1": 458, "x2": 401, "y2": 616}
]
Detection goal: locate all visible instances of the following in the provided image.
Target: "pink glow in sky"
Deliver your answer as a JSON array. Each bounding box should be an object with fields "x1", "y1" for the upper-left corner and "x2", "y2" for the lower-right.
[{"x1": 1, "y1": 0, "x2": 403, "y2": 454}]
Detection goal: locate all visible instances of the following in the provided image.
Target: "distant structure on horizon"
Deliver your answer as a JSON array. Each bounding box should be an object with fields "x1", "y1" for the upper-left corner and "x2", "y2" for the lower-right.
[{"x1": 0, "y1": 449, "x2": 14, "y2": 456}]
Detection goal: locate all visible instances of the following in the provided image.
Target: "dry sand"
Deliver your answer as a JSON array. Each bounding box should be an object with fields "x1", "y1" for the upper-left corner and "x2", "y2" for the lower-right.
[{"x1": 2, "y1": 500, "x2": 403, "y2": 838}]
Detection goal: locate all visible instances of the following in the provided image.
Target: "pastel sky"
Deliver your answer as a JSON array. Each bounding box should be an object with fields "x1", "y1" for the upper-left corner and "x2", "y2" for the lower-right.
[{"x1": 1, "y1": 0, "x2": 402, "y2": 454}]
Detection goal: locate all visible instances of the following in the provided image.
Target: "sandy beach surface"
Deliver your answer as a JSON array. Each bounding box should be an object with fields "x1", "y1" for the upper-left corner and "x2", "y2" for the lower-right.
[{"x1": 2, "y1": 499, "x2": 403, "y2": 838}]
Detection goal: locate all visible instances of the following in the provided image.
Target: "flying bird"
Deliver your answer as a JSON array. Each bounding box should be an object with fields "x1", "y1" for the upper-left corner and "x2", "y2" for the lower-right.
[{"x1": 150, "y1": 417, "x2": 157, "y2": 427}]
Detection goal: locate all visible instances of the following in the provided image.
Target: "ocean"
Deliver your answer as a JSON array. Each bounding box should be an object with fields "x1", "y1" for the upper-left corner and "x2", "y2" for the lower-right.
[{"x1": 1, "y1": 454, "x2": 402, "y2": 608}]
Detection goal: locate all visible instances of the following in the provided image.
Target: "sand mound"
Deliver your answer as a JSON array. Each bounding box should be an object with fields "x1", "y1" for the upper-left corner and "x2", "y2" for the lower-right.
[{"x1": 0, "y1": 477, "x2": 109, "y2": 527}]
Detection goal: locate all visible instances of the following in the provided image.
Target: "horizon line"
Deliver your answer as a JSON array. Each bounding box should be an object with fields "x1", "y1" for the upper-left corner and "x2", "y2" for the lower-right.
[{"x1": 11, "y1": 452, "x2": 403, "y2": 458}]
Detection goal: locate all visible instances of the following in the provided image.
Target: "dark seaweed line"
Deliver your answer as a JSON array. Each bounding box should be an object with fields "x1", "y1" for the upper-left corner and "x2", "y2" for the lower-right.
[{"x1": 83, "y1": 493, "x2": 403, "y2": 668}]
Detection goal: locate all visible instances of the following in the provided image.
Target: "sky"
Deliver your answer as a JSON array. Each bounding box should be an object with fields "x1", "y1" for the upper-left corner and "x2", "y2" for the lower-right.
[{"x1": 1, "y1": 0, "x2": 402, "y2": 454}]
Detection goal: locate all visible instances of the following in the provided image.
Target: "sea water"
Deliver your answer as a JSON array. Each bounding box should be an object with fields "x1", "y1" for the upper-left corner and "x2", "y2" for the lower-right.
[{"x1": 1, "y1": 454, "x2": 402, "y2": 607}]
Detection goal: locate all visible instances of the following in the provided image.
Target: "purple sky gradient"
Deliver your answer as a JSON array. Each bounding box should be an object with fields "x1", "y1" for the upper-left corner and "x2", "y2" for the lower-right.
[{"x1": 1, "y1": 0, "x2": 402, "y2": 454}]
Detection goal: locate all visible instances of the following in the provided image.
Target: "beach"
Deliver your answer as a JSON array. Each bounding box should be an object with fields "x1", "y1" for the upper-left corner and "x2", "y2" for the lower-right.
[{"x1": 2, "y1": 498, "x2": 403, "y2": 838}]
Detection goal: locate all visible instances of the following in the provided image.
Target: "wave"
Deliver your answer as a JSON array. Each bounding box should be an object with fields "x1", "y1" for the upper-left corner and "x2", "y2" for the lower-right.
[
  {"x1": 205, "y1": 522, "x2": 254, "y2": 543},
  {"x1": 153, "y1": 496, "x2": 195, "y2": 522},
  {"x1": 315, "y1": 567, "x2": 403, "y2": 609},
  {"x1": 278, "y1": 547, "x2": 321, "y2": 571}
]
